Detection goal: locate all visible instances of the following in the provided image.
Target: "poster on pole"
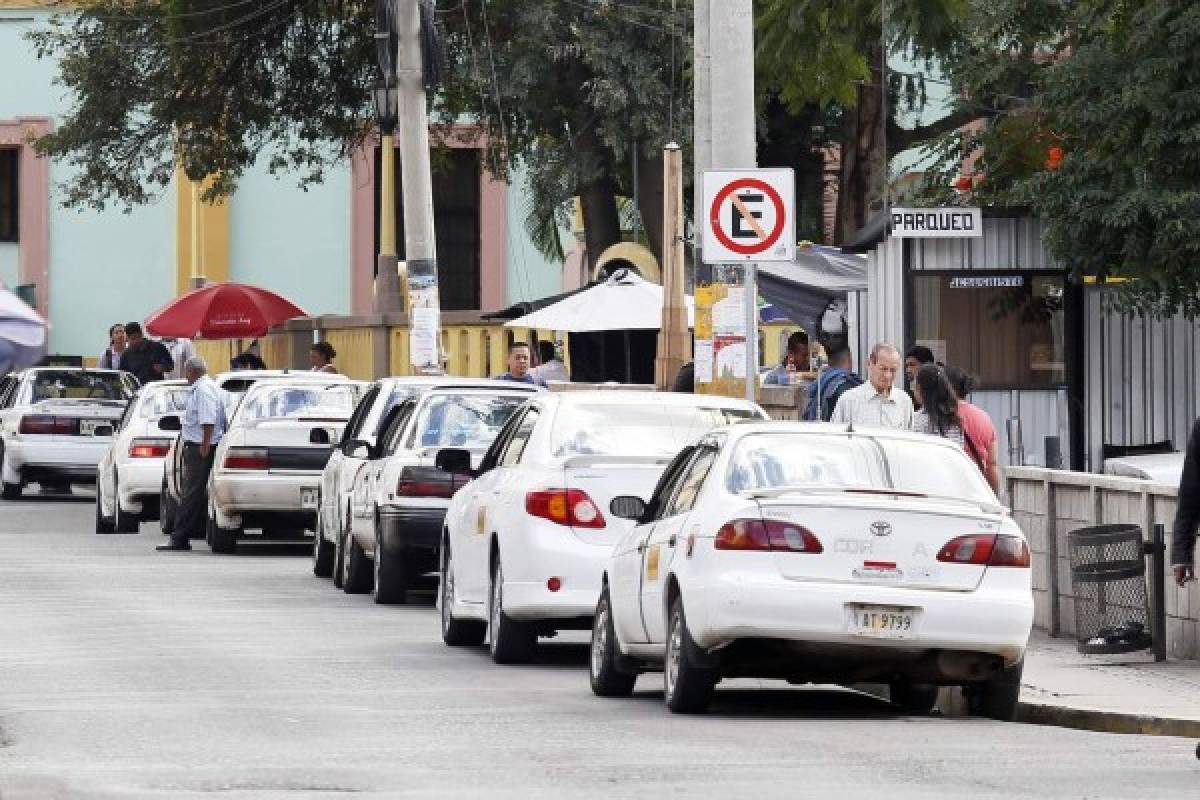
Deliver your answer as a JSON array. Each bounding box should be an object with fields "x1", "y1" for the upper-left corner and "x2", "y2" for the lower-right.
[{"x1": 406, "y1": 259, "x2": 443, "y2": 373}]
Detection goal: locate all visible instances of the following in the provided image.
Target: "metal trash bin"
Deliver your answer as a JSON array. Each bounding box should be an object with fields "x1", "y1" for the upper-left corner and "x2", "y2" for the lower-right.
[{"x1": 1068, "y1": 524, "x2": 1153, "y2": 655}]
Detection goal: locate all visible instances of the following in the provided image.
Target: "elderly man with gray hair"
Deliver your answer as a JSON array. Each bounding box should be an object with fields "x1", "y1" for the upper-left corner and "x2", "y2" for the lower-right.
[
  {"x1": 158, "y1": 356, "x2": 226, "y2": 551},
  {"x1": 829, "y1": 342, "x2": 914, "y2": 429}
]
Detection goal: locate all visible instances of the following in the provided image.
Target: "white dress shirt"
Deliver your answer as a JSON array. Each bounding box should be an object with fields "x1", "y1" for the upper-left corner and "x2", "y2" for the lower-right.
[
  {"x1": 162, "y1": 338, "x2": 197, "y2": 380},
  {"x1": 829, "y1": 381, "x2": 914, "y2": 430},
  {"x1": 182, "y1": 375, "x2": 227, "y2": 444}
]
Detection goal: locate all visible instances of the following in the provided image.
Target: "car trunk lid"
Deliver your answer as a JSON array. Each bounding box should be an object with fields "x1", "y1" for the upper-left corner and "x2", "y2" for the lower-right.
[{"x1": 560, "y1": 455, "x2": 673, "y2": 546}]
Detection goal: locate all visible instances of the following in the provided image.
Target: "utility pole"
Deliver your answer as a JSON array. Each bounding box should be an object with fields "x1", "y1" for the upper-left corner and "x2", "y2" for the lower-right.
[
  {"x1": 655, "y1": 142, "x2": 687, "y2": 389},
  {"x1": 395, "y1": 0, "x2": 443, "y2": 373},
  {"x1": 373, "y1": 0, "x2": 401, "y2": 313}
]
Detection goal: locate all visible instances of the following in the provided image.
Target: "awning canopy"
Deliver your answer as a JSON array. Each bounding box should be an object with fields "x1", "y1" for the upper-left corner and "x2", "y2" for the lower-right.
[
  {"x1": 755, "y1": 244, "x2": 867, "y2": 334},
  {"x1": 504, "y1": 271, "x2": 694, "y2": 332}
]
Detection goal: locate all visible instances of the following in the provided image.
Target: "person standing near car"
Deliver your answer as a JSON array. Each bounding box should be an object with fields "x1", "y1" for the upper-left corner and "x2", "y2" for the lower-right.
[
  {"x1": 159, "y1": 357, "x2": 225, "y2": 552},
  {"x1": 496, "y1": 341, "x2": 547, "y2": 387},
  {"x1": 119, "y1": 322, "x2": 174, "y2": 385},
  {"x1": 309, "y1": 341, "x2": 338, "y2": 373},
  {"x1": 98, "y1": 323, "x2": 127, "y2": 370},
  {"x1": 945, "y1": 365, "x2": 1001, "y2": 493},
  {"x1": 830, "y1": 342, "x2": 912, "y2": 429},
  {"x1": 532, "y1": 340, "x2": 569, "y2": 383},
  {"x1": 160, "y1": 336, "x2": 197, "y2": 380},
  {"x1": 804, "y1": 346, "x2": 862, "y2": 422},
  {"x1": 1171, "y1": 416, "x2": 1200, "y2": 587},
  {"x1": 910, "y1": 364, "x2": 995, "y2": 491}
]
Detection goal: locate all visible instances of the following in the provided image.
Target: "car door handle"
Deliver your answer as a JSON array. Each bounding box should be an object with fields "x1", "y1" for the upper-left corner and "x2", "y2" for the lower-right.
[
  {"x1": 637, "y1": 542, "x2": 647, "y2": 553},
  {"x1": 667, "y1": 535, "x2": 677, "y2": 548}
]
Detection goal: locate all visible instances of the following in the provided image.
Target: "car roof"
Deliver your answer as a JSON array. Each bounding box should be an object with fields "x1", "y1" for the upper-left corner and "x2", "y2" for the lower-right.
[
  {"x1": 721, "y1": 420, "x2": 968, "y2": 449},
  {"x1": 542, "y1": 390, "x2": 762, "y2": 411},
  {"x1": 20, "y1": 367, "x2": 125, "y2": 376},
  {"x1": 241, "y1": 378, "x2": 365, "y2": 395},
  {"x1": 378, "y1": 376, "x2": 543, "y2": 392},
  {"x1": 139, "y1": 380, "x2": 189, "y2": 391},
  {"x1": 215, "y1": 369, "x2": 351, "y2": 382}
]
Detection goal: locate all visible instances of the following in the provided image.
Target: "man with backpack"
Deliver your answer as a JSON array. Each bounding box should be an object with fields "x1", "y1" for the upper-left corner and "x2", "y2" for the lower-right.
[{"x1": 804, "y1": 347, "x2": 862, "y2": 422}]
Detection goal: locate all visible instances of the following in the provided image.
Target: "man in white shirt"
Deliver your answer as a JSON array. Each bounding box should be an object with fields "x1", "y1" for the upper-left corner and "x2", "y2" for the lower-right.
[
  {"x1": 829, "y1": 342, "x2": 913, "y2": 429},
  {"x1": 158, "y1": 356, "x2": 226, "y2": 551},
  {"x1": 532, "y1": 340, "x2": 569, "y2": 383},
  {"x1": 160, "y1": 337, "x2": 198, "y2": 381}
]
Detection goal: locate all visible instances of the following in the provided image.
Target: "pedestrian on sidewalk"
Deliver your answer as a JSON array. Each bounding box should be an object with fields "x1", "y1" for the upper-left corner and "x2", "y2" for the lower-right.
[
  {"x1": 904, "y1": 345, "x2": 936, "y2": 408},
  {"x1": 118, "y1": 322, "x2": 174, "y2": 385},
  {"x1": 98, "y1": 323, "x2": 126, "y2": 369},
  {"x1": 160, "y1": 336, "x2": 197, "y2": 380},
  {"x1": 910, "y1": 364, "x2": 993, "y2": 488},
  {"x1": 309, "y1": 341, "x2": 337, "y2": 374},
  {"x1": 945, "y1": 365, "x2": 1001, "y2": 493},
  {"x1": 1171, "y1": 417, "x2": 1200, "y2": 586},
  {"x1": 496, "y1": 341, "x2": 547, "y2": 387},
  {"x1": 158, "y1": 357, "x2": 225, "y2": 552},
  {"x1": 532, "y1": 340, "x2": 568, "y2": 383},
  {"x1": 803, "y1": 346, "x2": 862, "y2": 422},
  {"x1": 829, "y1": 342, "x2": 912, "y2": 429},
  {"x1": 764, "y1": 331, "x2": 811, "y2": 386},
  {"x1": 231, "y1": 340, "x2": 267, "y2": 371}
]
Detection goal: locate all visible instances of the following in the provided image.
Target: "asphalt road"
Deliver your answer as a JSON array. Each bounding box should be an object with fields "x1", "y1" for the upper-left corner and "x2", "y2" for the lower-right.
[{"x1": 0, "y1": 492, "x2": 1196, "y2": 799}]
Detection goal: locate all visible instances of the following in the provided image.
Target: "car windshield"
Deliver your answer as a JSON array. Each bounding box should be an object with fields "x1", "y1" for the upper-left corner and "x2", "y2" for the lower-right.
[
  {"x1": 142, "y1": 388, "x2": 190, "y2": 417},
  {"x1": 412, "y1": 393, "x2": 527, "y2": 450},
  {"x1": 31, "y1": 371, "x2": 132, "y2": 402},
  {"x1": 726, "y1": 432, "x2": 995, "y2": 503},
  {"x1": 551, "y1": 402, "x2": 760, "y2": 458},
  {"x1": 240, "y1": 386, "x2": 357, "y2": 420}
]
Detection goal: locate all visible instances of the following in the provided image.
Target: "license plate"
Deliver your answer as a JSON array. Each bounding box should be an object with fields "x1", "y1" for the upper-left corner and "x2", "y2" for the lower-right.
[
  {"x1": 79, "y1": 419, "x2": 103, "y2": 436},
  {"x1": 847, "y1": 605, "x2": 918, "y2": 640},
  {"x1": 300, "y1": 488, "x2": 318, "y2": 509}
]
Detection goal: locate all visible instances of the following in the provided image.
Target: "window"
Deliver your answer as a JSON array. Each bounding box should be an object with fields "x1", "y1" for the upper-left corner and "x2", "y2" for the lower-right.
[
  {"x1": 911, "y1": 272, "x2": 1065, "y2": 388},
  {"x1": 0, "y1": 149, "x2": 17, "y2": 243},
  {"x1": 550, "y1": 403, "x2": 761, "y2": 459},
  {"x1": 342, "y1": 386, "x2": 380, "y2": 442},
  {"x1": 30, "y1": 370, "x2": 132, "y2": 401},
  {"x1": 239, "y1": 386, "x2": 357, "y2": 420},
  {"x1": 500, "y1": 408, "x2": 540, "y2": 466},
  {"x1": 141, "y1": 388, "x2": 189, "y2": 418},
  {"x1": 665, "y1": 447, "x2": 718, "y2": 517},
  {"x1": 408, "y1": 392, "x2": 528, "y2": 451}
]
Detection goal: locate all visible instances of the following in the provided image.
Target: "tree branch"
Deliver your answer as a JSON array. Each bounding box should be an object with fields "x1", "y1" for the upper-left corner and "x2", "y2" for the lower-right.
[{"x1": 888, "y1": 107, "x2": 980, "y2": 153}]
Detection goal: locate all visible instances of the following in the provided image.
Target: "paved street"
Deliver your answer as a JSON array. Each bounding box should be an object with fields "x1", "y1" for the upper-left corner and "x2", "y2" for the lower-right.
[{"x1": 0, "y1": 493, "x2": 1196, "y2": 799}]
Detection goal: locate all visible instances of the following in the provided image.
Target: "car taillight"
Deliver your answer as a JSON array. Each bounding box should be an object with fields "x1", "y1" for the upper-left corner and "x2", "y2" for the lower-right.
[
  {"x1": 937, "y1": 534, "x2": 1030, "y2": 568},
  {"x1": 19, "y1": 415, "x2": 75, "y2": 435},
  {"x1": 223, "y1": 447, "x2": 269, "y2": 470},
  {"x1": 525, "y1": 489, "x2": 605, "y2": 529},
  {"x1": 129, "y1": 438, "x2": 172, "y2": 458},
  {"x1": 396, "y1": 466, "x2": 470, "y2": 499},
  {"x1": 714, "y1": 518, "x2": 823, "y2": 552}
]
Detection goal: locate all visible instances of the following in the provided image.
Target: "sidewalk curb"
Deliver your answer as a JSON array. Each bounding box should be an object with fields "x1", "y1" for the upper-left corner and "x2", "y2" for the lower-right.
[{"x1": 1018, "y1": 700, "x2": 1200, "y2": 738}]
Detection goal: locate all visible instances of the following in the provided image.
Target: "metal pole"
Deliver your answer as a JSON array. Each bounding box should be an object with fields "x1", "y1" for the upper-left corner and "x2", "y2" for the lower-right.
[
  {"x1": 655, "y1": 142, "x2": 687, "y2": 390},
  {"x1": 189, "y1": 179, "x2": 203, "y2": 289},
  {"x1": 1150, "y1": 522, "x2": 1167, "y2": 662},
  {"x1": 744, "y1": 262, "x2": 757, "y2": 402},
  {"x1": 375, "y1": 131, "x2": 403, "y2": 313}
]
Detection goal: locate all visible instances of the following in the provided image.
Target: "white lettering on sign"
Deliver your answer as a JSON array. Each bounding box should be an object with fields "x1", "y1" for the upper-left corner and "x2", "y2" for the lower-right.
[
  {"x1": 949, "y1": 276, "x2": 1025, "y2": 289},
  {"x1": 891, "y1": 207, "x2": 983, "y2": 239}
]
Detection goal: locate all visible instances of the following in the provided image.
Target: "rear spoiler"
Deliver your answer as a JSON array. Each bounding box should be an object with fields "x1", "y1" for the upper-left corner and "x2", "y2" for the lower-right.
[
  {"x1": 562, "y1": 454, "x2": 673, "y2": 469},
  {"x1": 744, "y1": 485, "x2": 1006, "y2": 515},
  {"x1": 241, "y1": 416, "x2": 349, "y2": 428}
]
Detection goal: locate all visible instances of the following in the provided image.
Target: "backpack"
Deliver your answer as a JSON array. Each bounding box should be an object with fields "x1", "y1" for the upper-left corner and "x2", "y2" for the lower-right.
[{"x1": 803, "y1": 367, "x2": 864, "y2": 422}]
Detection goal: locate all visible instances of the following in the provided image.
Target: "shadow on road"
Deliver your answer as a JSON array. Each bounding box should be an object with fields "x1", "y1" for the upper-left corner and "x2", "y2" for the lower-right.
[
  {"x1": 4, "y1": 488, "x2": 93, "y2": 505},
  {"x1": 222, "y1": 541, "x2": 313, "y2": 557}
]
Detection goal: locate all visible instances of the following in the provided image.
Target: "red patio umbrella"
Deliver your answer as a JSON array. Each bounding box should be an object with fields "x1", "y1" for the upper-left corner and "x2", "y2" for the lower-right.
[{"x1": 144, "y1": 282, "x2": 308, "y2": 339}]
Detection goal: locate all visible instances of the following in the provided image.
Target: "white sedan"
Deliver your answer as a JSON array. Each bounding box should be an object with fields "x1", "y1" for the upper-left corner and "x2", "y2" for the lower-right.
[
  {"x1": 438, "y1": 390, "x2": 766, "y2": 664},
  {"x1": 202, "y1": 379, "x2": 364, "y2": 553},
  {"x1": 0, "y1": 367, "x2": 138, "y2": 499},
  {"x1": 588, "y1": 422, "x2": 1034, "y2": 717},
  {"x1": 95, "y1": 380, "x2": 189, "y2": 533}
]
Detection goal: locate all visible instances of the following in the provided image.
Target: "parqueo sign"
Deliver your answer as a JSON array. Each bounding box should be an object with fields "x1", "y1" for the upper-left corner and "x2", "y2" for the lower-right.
[{"x1": 702, "y1": 169, "x2": 796, "y2": 264}]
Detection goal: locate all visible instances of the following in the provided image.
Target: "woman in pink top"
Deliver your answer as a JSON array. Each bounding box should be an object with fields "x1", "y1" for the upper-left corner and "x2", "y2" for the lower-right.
[{"x1": 945, "y1": 366, "x2": 1000, "y2": 493}]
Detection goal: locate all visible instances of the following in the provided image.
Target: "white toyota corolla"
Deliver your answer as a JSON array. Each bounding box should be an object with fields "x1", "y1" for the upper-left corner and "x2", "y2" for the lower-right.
[
  {"x1": 588, "y1": 422, "x2": 1034, "y2": 717},
  {"x1": 94, "y1": 380, "x2": 189, "y2": 533},
  {"x1": 201, "y1": 378, "x2": 364, "y2": 553},
  {"x1": 438, "y1": 390, "x2": 766, "y2": 664}
]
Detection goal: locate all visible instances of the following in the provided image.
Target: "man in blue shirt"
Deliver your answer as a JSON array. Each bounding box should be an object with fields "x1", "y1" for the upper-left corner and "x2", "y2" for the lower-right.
[
  {"x1": 497, "y1": 342, "x2": 547, "y2": 387},
  {"x1": 764, "y1": 331, "x2": 811, "y2": 386},
  {"x1": 159, "y1": 357, "x2": 226, "y2": 551}
]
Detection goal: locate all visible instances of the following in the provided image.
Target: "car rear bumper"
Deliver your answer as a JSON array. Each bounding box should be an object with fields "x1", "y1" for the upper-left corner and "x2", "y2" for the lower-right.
[
  {"x1": 4, "y1": 438, "x2": 109, "y2": 483},
  {"x1": 211, "y1": 471, "x2": 320, "y2": 525},
  {"x1": 118, "y1": 458, "x2": 166, "y2": 500},
  {"x1": 379, "y1": 506, "x2": 445, "y2": 563},
  {"x1": 689, "y1": 572, "x2": 1033, "y2": 665},
  {"x1": 501, "y1": 528, "x2": 612, "y2": 621}
]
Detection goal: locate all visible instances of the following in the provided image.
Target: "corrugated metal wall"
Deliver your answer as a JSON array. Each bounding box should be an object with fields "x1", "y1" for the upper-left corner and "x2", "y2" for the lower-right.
[{"x1": 1084, "y1": 289, "x2": 1200, "y2": 471}]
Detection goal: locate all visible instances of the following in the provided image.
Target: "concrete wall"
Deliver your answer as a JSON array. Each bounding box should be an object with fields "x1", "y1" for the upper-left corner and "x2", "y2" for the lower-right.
[{"x1": 1007, "y1": 466, "x2": 1196, "y2": 660}]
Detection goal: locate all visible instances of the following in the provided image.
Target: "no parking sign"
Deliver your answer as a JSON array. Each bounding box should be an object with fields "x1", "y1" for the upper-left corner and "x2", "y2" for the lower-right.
[{"x1": 702, "y1": 169, "x2": 795, "y2": 264}]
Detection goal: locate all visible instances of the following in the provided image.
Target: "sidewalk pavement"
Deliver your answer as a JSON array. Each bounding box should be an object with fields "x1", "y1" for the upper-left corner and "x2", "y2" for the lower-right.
[{"x1": 1014, "y1": 631, "x2": 1200, "y2": 737}]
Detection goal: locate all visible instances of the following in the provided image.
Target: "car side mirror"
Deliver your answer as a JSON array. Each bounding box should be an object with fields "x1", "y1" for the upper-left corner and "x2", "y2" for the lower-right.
[
  {"x1": 92, "y1": 424, "x2": 114, "y2": 438},
  {"x1": 158, "y1": 415, "x2": 182, "y2": 432},
  {"x1": 609, "y1": 495, "x2": 647, "y2": 521},
  {"x1": 344, "y1": 439, "x2": 372, "y2": 459},
  {"x1": 435, "y1": 447, "x2": 474, "y2": 476},
  {"x1": 309, "y1": 427, "x2": 331, "y2": 445}
]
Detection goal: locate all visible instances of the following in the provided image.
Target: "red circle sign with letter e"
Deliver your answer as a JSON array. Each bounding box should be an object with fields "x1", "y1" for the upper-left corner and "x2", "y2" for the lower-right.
[{"x1": 709, "y1": 178, "x2": 787, "y2": 257}]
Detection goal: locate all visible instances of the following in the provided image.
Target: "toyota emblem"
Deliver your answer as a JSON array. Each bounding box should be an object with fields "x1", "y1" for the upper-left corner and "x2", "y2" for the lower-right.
[{"x1": 869, "y1": 521, "x2": 893, "y2": 537}]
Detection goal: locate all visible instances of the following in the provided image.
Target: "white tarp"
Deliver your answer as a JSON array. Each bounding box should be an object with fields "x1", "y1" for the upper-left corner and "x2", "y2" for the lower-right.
[{"x1": 505, "y1": 270, "x2": 694, "y2": 332}]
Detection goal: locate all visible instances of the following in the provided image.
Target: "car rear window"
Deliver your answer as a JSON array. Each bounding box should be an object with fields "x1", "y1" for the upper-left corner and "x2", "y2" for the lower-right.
[
  {"x1": 726, "y1": 432, "x2": 994, "y2": 502},
  {"x1": 240, "y1": 386, "x2": 358, "y2": 420},
  {"x1": 410, "y1": 393, "x2": 527, "y2": 450},
  {"x1": 551, "y1": 403, "x2": 759, "y2": 458},
  {"x1": 142, "y1": 388, "x2": 190, "y2": 417},
  {"x1": 31, "y1": 371, "x2": 132, "y2": 402}
]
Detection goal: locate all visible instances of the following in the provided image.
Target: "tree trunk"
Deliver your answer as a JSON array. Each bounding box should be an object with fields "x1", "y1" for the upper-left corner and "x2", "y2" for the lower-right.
[
  {"x1": 637, "y1": 148, "x2": 665, "y2": 268},
  {"x1": 834, "y1": 43, "x2": 886, "y2": 245},
  {"x1": 578, "y1": 180, "x2": 622, "y2": 271}
]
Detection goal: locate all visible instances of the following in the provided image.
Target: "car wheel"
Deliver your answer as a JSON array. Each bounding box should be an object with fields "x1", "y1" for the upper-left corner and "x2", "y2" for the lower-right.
[
  {"x1": 206, "y1": 512, "x2": 239, "y2": 554},
  {"x1": 342, "y1": 531, "x2": 373, "y2": 594},
  {"x1": 373, "y1": 516, "x2": 409, "y2": 605},
  {"x1": 440, "y1": 539, "x2": 485, "y2": 646},
  {"x1": 112, "y1": 477, "x2": 140, "y2": 534},
  {"x1": 94, "y1": 486, "x2": 115, "y2": 534},
  {"x1": 969, "y1": 658, "x2": 1024, "y2": 722},
  {"x1": 488, "y1": 558, "x2": 536, "y2": 665},
  {"x1": 312, "y1": 513, "x2": 335, "y2": 578},
  {"x1": 159, "y1": 475, "x2": 175, "y2": 535},
  {"x1": 889, "y1": 681, "x2": 939, "y2": 715},
  {"x1": 664, "y1": 596, "x2": 717, "y2": 714},
  {"x1": 590, "y1": 586, "x2": 637, "y2": 697}
]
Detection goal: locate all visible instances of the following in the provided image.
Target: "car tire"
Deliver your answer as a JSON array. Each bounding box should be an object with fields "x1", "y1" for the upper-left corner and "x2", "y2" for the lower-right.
[
  {"x1": 1, "y1": 480, "x2": 21, "y2": 500},
  {"x1": 94, "y1": 488, "x2": 115, "y2": 534},
  {"x1": 312, "y1": 514, "x2": 335, "y2": 578},
  {"x1": 590, "y1": 586, "x2": 637, "y2": 697},
  {"x1": 440, "y1": 539, "x2": 485, "y2": 646},
  {"x1": 159, "y1": 475, "x2": 176, "y2": 536},
  {"x1": 889, "y1": 681, "x2": 939, "y2": 715},
  {"x1": 206, "y1": 512, "x2": 239, "y2": 555},
  {"x1": 333, "y1": 509, "x2": 349, "y2": 589},
  {"x1": 373, "y1": 516, "x2": 409, "y2": 605},
  {"x1": 342, "y1": 532, "x2": 373, "y2": 594},
  {"x1": 664, "y1": 596, "x2": 717, "y2": 714},
  {"x1": 969, "y1": 658, "x2": 1024, "y2": 722},
  {"x1": 488, "y1": 558, "x2": 536, "y2": 665},
  {"x1": 112, "y1": 477, "x2": 139, "y2": 533}
]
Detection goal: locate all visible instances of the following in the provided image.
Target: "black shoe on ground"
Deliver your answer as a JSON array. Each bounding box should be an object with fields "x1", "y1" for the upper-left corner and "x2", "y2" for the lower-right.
[{"x1": 156, "y1": 541, "x2": 192, "y2": 552}]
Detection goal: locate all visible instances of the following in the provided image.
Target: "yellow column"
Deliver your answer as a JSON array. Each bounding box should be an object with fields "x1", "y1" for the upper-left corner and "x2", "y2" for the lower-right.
[{"x1": 175, "y1": 167, "x2": 230, "y2": 294}]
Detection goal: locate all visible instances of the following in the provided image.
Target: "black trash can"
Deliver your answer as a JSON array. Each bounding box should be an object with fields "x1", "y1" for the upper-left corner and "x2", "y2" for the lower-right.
[{"x1": 1068, "y1": 524, "x2": 1153, "y2": 654}]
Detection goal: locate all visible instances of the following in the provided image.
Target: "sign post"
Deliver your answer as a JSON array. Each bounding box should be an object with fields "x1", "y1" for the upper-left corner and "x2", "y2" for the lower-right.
[{"x1": 698, "y1": 169, "x2": 795, "y2": 401}]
